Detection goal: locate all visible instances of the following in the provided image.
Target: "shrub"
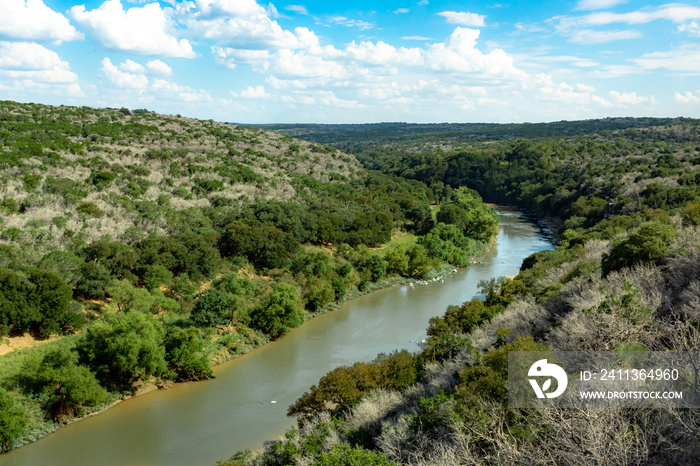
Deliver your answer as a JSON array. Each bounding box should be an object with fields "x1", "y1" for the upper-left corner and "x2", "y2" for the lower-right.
[
  {"x1": 76, "y1": 201, "x2": 105, "y2": 218},
  {"x1": 190, "y1": 289, "x2": 231, "y2": 327},
  {"x1": 164, "y1": 327, "x2": 212, "y2": 381},
  {"x1": 79, "y1": 311, "x2": 167, "y2": 388},
  {"x1": 601, "y1": 222, "x2": 678, "y2": 277},
  {"x1": 0, "y1": 388, "x2": 26, "y2": 452},
  {"x1": 250, "y1": 283, "x2": 305, "y2": 338}
]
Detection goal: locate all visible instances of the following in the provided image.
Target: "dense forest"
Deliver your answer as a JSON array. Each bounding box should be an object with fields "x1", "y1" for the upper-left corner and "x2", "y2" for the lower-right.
[
  {"x1": 220, "y1": 118, "x2": 700, "y2": 464},
  {"x1": 0, "y1": 101, "x2": 499, "y2": 452}
]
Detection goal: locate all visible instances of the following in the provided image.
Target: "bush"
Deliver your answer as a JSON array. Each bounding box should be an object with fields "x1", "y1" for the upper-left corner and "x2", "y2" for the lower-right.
[
  {"x1": 0, "y1": 388, "x2": 26, "y2": 452},
  {"x1": 78, "y1": 311, "x2": 167, "y2": 388},
  {"x1": 27, "y1": 345, "x2": 108, "y2": 422},
  {"x1": 164, "y1": 327, "x2": 212, "y2": 381},
  {"x1": 76, "y1": 201, "x2": 105, "y2": 218},
  {"x1": 250, "y1": 283, "x2": 305, "y2": 338},
  {"x1": 190, "y1": 289, "x2": 231, "y2": 327},
  {"x1": 601, "y1": 222, "x2": 678, "y2": 277}
]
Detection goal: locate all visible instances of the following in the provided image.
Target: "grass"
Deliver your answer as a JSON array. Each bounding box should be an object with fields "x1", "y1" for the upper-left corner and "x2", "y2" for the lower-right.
[{"x1": 374, "y1": 231, "x2": 418, "y2": 257}]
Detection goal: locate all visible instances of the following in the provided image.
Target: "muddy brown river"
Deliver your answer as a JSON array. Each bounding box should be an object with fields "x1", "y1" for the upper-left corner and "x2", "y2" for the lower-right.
[{"x1": 0, "y1": 207, "x2": 552, "y2": 466}]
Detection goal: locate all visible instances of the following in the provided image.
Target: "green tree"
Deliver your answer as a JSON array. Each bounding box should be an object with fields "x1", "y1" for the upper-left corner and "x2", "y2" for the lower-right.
[
  {"x1": 0, "y1": 388, "x2": 26, "y2": 452},
  {"x1": 601, "y1": 222, "x2": 678, "y2": 277},
  {"x1": 250, "y1": 283, "x2": 305, "y2": 338},
  {"x1": 190, "y1": 289, "x2": 231, "y2": 327},
  {"x1": 107, "y1": 279, "x2": 155, "y2": 313},
  {"x1": 164, "y1": 327, "x2": 212, "y2": 381},
  {"x1": 316, "y1": 444, "x2": 397, "y2": 465},
  {"x1": 79, "y1": 311, "x2": 167, "y2": 388},
  {"x1": 29, "y1": 345, "x2": 108, "y2": 422}
]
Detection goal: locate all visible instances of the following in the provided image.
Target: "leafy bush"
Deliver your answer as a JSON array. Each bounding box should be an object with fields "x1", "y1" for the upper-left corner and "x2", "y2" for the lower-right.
[
  {"x1": 190, "y1": 289, "x2": 231, "y2": 327},
  {"x1": 601, "y1": 222, "x2": 678, "y2": 277},
  {"x1": 250, "y1": 283, "x2": 305, "y2": 338},
  {"x1": 78, "y1": 311, "x2": 167, "y2": 388},
  {"x1": 0, "y1": 388, "x2": 26, "y2": 452}
]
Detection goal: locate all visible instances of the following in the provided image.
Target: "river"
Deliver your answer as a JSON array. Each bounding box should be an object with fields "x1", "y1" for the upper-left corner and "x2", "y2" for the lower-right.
[{"x1": 0, "y1": 207, "x2": 552, "y2": 466}]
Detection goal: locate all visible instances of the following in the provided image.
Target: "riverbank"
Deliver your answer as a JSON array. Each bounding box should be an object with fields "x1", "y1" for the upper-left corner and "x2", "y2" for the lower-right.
[
  {"x1": 0, "y1": 246, "x2": 485, "y2": 455},
  {"x1": 0, "y1": 206, "x2": 551, "y2": 466}
]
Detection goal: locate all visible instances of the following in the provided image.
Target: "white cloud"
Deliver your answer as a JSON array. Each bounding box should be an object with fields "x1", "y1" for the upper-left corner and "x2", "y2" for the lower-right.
[
  {"x1": 271, "y1": 49, "x2": 349, "y2": 78},
  {"x1": 185, "y1": 8, "x2": 304, "y2": 48},
  {"x1": 146, "y1": 60, "x2": 173, "y2": 76},
  {"x1": 402, "y1": 36, "x2": 434, "y2": 41},
  {"x1": 437, "y1": 11, "x2": 486, "y2": 27},
  {"x1": 239, "y1": 85, "x2": 266, "y2": 98},
  {"x1": 569, "y1": 28, "x2": 641, "y2": 43},
  {"x1": 151, "y1": 78, "x2": 212, "y2": 102},
  {"x1": 575, "y1": 0, "x2": 630, "y2": 11},
  {"x1": 0, "y1": 0, "x2": 83, "y2": 43},
  {"x1": 425, "y1": 28, "x2": 525, "y2": 79},
  {"x1": 679, "y1": 21, "x2": 700, "y2": 37},
  {"x1": 584, "y1": 5, "x2": 700, "y2": 25},
  {"x1": 70, "y1": 0, "x2": 196, "y2": 57},
  {"x1": 634, "y1": 45, "x2": 700, "y2": 73},
  {"x1": 193, "y1": 0, "x2": 265, "y2": 17},
  {"x1": 101, "y1": 57, "x2": 148, "y2": 89},
  {"x1": 326, "y1": 16, "x2": 374, "y2": 30},
  {"x1": 608, "y1": 90, "x2": 648, "y2": 105},
  {"x1": 119, "y1": 59, "x2": 146, "y2": 73},
  {"x1": 285, "y1": 5, "x2": 308, "y2": 15},
  {"x1": 675, "y1": 91, "x2": 700, "y2": 103},
  {"x1": 0, "y1": 41, "x2": 82, "y2": 96},
  {"x1": 346, "y1": 41, "x2": 424, "y2": 66},
  {"x1": 418, "y1": 0, "x2": 429, "y2": 5},
  {"x1": 394, "y1": 8, "x2": 410, "y2": 14}
]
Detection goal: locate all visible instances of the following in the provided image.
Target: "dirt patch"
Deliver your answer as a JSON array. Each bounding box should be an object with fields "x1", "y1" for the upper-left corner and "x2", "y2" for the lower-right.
[{"x1": 0, "y1": 333, "x2": 58, "y2": 356}]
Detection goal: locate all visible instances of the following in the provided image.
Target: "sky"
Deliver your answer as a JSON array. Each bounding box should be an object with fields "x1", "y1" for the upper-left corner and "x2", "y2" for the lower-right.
[{"x1": 0, "y1": 0, "x2": 699, "y2": 123}]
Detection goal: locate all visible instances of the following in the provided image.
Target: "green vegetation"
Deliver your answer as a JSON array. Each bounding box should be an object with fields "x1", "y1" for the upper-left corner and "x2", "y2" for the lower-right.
[
  {"x1": 0, "y1": 102, "x2": 498, "y2": 452},
  {"x1": 223, "y1": 118, "x2": 700, "y2": 465}
]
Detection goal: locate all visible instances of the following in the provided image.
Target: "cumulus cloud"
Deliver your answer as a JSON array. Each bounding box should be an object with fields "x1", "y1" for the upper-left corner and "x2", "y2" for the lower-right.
[
  {"x1": 675, "y1": 91, "x2": 700, "y2": 103},
  {"x1": 151, "y1": 78, "x2": 212, "y2": 102},
  {"x1": 239, "y1": 85, "x2": 266, "y2": 98},
  {"x1": 145, "y1": 60, "x2": 173, "y2": 76},
  {"x1": 118, "y1": 59, "x2": 146, "y2": 73},
  {"x1": 346, "y1": 41, "x2": 424, "y2": 66},
  {"x1": 425, "y1": 28, "x2": 525, "y2": 79},
  {"x1": 678, "y1": 21, "x2": 700, "y2": 37},
  {"x1": 0, "y1": 41, "x2": 82, "y2": 95},
  {"x1": 0, "y1": 0, "x2": 83, "y2": 43},
  {"x1": 437, "y1": 11, "x2": 486, "y2": 27},
  {"x1": 101, "y1": 57, "x2": 148, "y2": 89},
  {"x1": 394, "y1": 8, "x2": 410, "y2": 14},
  {"x1": 70, "y1": 0, "x2": 196, "y2": 57},
  {"x1": 608, "y1": 90, "x2": 648, "y2": 105}
]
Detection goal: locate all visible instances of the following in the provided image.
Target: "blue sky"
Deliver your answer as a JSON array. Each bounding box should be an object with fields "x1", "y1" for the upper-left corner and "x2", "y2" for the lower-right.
[{"x1": 1, "y1": 0, "x2": 699, "y2": 123}]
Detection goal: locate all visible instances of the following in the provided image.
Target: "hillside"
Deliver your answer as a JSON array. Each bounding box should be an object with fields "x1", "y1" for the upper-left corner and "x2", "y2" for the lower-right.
[
  {"x1": 0, "y1": 100, "x2": 359, "y2": 256},
  {"x1": 222, "y1": 119, "x2": 700, "y2": 465},
  {"x1": 0, "y1": 101, "x2": 499, "y2": 454}
]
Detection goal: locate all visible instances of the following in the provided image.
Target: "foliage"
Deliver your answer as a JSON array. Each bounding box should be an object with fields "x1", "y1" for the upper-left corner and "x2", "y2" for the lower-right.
[
  {"x1": 78, "y1": 311, "x2": 167, "y2": 388},
  {"x1": 250, "y1": 283, "x2": 305, "y2": 339},
  {"x1": 601, "y1": 222, "x2": 678, "y2": 277},
  {"x1": 0, "y1": 387, "x2": 26, "y2": 452},
  {"x1": 164, "y1": 327, "x2": 212, "y2": 381},
  {"x1": 190, "y1": 289, "x2": 231, "y2": 327},
  {"x1": 25, "y1": 344, "x2": 108, "y2": 422}
]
